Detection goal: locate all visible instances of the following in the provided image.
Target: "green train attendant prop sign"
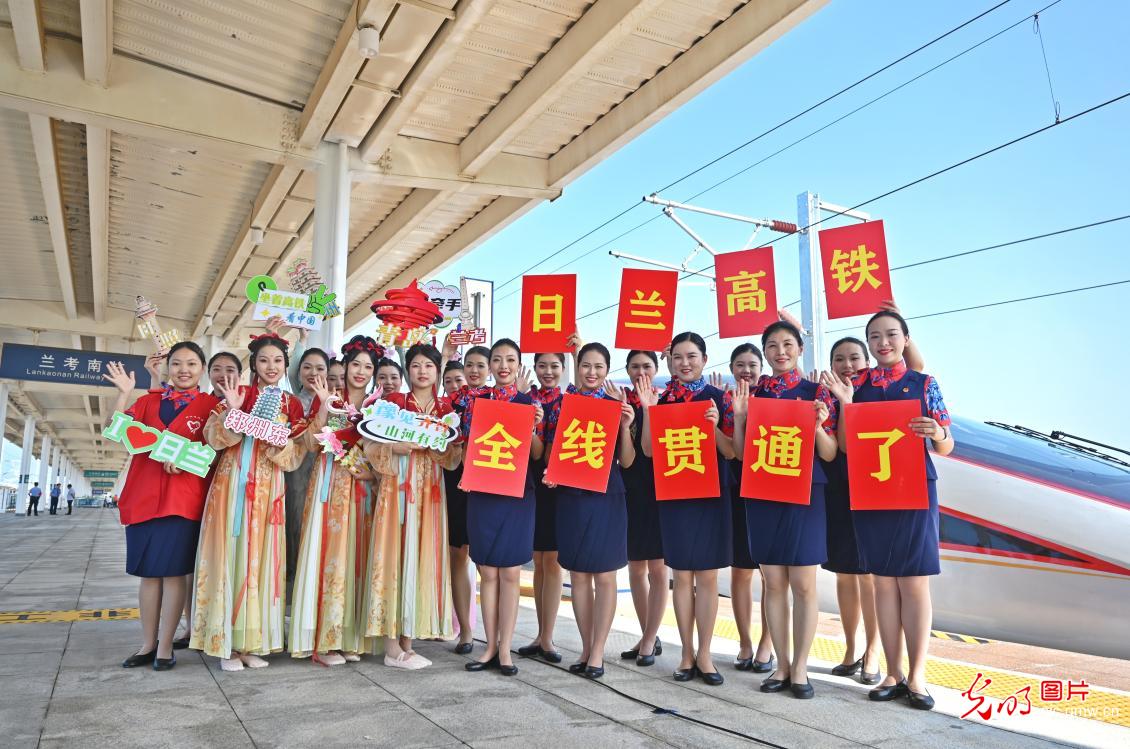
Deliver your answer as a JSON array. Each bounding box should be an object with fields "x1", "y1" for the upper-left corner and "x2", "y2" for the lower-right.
[{"x1": 102, "y1": 412, "x2": 217, "y2": 477}]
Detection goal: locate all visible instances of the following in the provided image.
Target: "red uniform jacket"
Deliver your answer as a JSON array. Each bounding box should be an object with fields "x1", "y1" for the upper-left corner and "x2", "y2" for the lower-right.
[{"x1": 117, "y1": 391, "x2": 221, "y2": 526}]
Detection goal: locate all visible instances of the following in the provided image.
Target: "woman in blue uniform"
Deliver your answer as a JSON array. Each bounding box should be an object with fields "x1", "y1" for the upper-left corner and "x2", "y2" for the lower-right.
[
  {"x1": 461, "y1": 338, "x2": 544, "y2": 676},
  {"x1": 620, "y1": 350, "x2": 666, "y2": 667},
  {"x1": 721, "y1": 343, "x2": 777, "y2": 675},
  {"x1": 639, "y1": 332, "x2": 736, "y2": 685},
  {"x1": 735, "y1": 321, "x2": 837, "y2": 699},
  {"x1": 837, "y1": 310, "x2": 952, "y2": 710},
  {"x1": 518, "y1": 352, "x2": 566, "y2": 663},
  {"x1": 544, "y1": 342, "x2": 634, "y2": 678}
]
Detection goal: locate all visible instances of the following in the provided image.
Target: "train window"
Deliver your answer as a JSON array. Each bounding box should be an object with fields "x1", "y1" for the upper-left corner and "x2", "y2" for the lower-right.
[{"x1": 939, "y1": 513, "x2": 1082, "y2": 562}]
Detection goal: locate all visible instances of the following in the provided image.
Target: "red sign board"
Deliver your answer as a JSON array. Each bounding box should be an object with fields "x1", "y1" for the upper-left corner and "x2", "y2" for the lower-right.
[
  {"x1": 818, "y1": 220, "x2": 893, "y2": 319},
  {"x1": 739, "y1": 397, "x2": 816, "y2": 505},
  {"x1": 614, "y1": 268, "x2": 678, "y2": 351},
  {"x1": 648, "y1": 400, "x2": 719, "y2": 501},
  {"x1": 715, "y1": 247, "x2": 779, "y2": 338},
  {"x1": 520, "y1": 274, "x2": 576, "y2": 353},
  {"x1": 461, "y1": 398, "x2": 536, "y2": 498},
  {"x1": 844, "y1": 399, "x2": 928, "y2": 510},
  {"x1": 544, "y1": 394, "x2": 622, "y2": 492}
]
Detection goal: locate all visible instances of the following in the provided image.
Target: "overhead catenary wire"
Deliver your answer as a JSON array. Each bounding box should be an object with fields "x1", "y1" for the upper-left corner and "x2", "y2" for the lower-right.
[{"x1": 491, "y1": 0, "x2": 1016, "y2": 293}]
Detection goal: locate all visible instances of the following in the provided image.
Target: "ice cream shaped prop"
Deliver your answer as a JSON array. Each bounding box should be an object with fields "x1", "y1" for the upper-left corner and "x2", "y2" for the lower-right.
[
  {"x1": 223, "y1": 385, "x2": 290, "y2": 447},
  {"x1": 135, "y1": 295, "x2": 183, "y2": 355},
  {"x1": 369, "y1": 279, "x2": 444, "y2": 349},
  {"x1": 287, "y1": 259, "x2": 341, "y2": 318}
]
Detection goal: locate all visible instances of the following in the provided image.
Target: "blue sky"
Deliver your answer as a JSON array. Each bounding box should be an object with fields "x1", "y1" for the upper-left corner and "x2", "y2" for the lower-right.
[{"x1": 439, "y1": 0, "x2": 1129, "y2": 450}]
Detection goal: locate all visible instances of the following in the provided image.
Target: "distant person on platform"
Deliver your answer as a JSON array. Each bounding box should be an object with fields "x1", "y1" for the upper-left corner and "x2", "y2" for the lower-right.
[
  {"x1": 66, "y1": 484, "x2": 76, "y2": 515},
  {"x1": 49, "y1": 483, "x2": 61, "y2": 515},
  {"x1": 27, "y1": 483, "x2": 42, "y2": 516}
]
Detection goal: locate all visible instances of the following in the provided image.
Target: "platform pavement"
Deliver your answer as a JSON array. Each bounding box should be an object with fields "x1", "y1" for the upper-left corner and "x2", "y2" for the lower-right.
[{"x1": 1, "y1": 510, "x2": 1124, "y2": 748}]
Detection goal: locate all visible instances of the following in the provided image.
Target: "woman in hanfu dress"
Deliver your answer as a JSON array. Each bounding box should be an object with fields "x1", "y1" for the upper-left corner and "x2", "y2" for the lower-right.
[
  {"x1": 190, "y1": 333, "x2": 308, "y2": 672},
  {"x1": 289, "y1": 335, "x2": 381, "y2": 665},
  {"x1": 363, "y1": 343, "x2": 461, "y2": 669}
]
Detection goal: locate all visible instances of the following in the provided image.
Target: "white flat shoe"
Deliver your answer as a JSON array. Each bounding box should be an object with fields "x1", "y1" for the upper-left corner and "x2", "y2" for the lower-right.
[
  {"x1": 220, "y1": 657, "x2": 244, "y2": 672},
  {"x1": 384, "y1": 652, "x2": 427, "y2": 670},
  {"x1": 342, "y1": 653, "x2": 361, "y2": 663},
  {"x1": 406, "y1": 653, "x2": 431, "y2": 669},
  {"x1": 239, "y1": 653, "x2": 269, "y2": 668},
  {"x1": 318, "y1": 652, "x2": 347, "y2": 666}
]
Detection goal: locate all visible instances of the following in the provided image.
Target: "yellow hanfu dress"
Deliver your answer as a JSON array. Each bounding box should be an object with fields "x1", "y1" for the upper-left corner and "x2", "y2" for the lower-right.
[
  {"x1": 362, "y1": 392, "x2": 459, "y2": 643},
  {"x1": 289, "y1": 421, "x2": 373, "y2": 658},
  {"x1": 191, "y1": 386, "x2": 307, "y2": 658}
]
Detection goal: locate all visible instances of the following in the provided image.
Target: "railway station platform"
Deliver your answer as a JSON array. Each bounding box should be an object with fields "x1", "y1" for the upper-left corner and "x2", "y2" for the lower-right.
[{"x1": 2, "y1": 509, "x2": 1126, "y2": 748}]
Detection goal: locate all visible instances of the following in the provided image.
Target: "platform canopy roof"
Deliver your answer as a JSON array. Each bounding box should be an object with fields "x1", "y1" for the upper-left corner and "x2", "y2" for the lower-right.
[{"x1": 0, "y1": 0, "x2": 823, "y2": 473}]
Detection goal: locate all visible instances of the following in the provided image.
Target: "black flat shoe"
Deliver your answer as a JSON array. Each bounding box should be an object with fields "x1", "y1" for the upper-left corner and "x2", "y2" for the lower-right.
[
  {"x1": 831, "y1": 658, "x2": 862, "y2": 677},
  {"x1": 869, "y1": 680, "x2": 909, "y2": 701},
  {"x1": 907, "y1": 689, "x2": 935, "y2": 710},
  {"x1": 499, "y1": 664, "x2": 519, "y2": 677},
  {"x1": 653, "y1": 638, "x2": 663, "y2": 656},
  {"x1": 752, "y1": 655, "x2": 776, "y2": 674},
  {"x1": 790, "y1": 681, "x2": 814, "y2": 699},
  {"x1": 121, "y1": 650, "x2": 156, "y2": 669},
  {"x1": 172, "y1": 637, "x2": 191, "y2": 650},
  {"x1": 569, "y1": 661, "x2": 587, "y2": 674},
  {"x1": 699, "y1": 669, "x2": 724, "y2": 686},
  {"x1": 760, "y1": 676, "x2": 791, "y2": 693},
  {"x1": 620, "y1": 645, "x2": 640, "y2": 659},
  {"x1": 465, "y1": 655, "x2": 499, "y2": 672},
  {"x1": 636, "y1": 654, "x2": 655, "y2": 667},
  {"x1": 153, "y1": 656, "x2": 176, "y2": 671},
  {"x1": 734, "y1": 657, "x2": 753, "y2": 671},
  {"x1": 454, "y1": 642, "x2": 473, "y2": 655},
  {"x1": 673, "y1": 666, "x2": 698, "y2": 682},
  {"x1": 583, "y1": 665, "x2": 604, "y2": 679},
  {"x1": 539, "y1": 648, "x2": 562, "y2": 664},
  {"x1": 516, "y1": 644, "x2": 541, "y2": 657},
  {"x1": 860, "y1": 669, "x2": 882, "y2": 686}
]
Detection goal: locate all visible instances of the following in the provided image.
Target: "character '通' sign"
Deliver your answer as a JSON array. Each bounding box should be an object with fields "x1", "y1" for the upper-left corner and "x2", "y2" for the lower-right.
[
  {"x1": 740, "y1": 397, "x2": 816, "y2": 505},
  {"x1": 520, "y1": 274, "x2": 577, "y2": 353},
  {"x1": 818, "y1": 220, "x2": 893, "y2": 320},
  {"x1": 648, "y1": 400, "x2": 719, "y2": 501},
  {"x1": 714, "y1": 247, "x2": 779, "y2": 338},
  {"x1": 461, "y1": 398, "x2": 536, "y2": 498},
  {"x1": 544, "y1": 394, "x2": 622, "y2": 492},
  {"x1": 844, "y1": 399, "x2": 928, "y2": 510},
  {"x1": 356, "y1": 399, "x2": 460, "y2": 451},
  {"x1": 615, "y1": 268, "x2": 679, "y2": 351},
  {"x1": 103, "y1": 411, "x2": 217, "y2": 477}
]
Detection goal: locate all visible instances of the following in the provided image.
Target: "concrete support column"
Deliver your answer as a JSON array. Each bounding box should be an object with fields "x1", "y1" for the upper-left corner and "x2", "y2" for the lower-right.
[
  {"x1": 310, "y1": 140, "x2": 350, "y2": 355},
  {"x1": 16, "y1": 417, "x2": 36, "y2": 514}
]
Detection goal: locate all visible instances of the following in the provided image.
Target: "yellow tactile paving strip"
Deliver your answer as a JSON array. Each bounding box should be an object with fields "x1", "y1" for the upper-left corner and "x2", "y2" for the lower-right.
[{"x1": 0, "y1": 608, "x2": 139, "y2": 624}]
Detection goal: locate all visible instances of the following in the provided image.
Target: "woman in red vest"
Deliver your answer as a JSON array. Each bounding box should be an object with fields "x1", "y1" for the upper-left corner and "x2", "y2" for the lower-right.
[{"x1": 105, "y1": 341, "x2": 220, "y2": 671}]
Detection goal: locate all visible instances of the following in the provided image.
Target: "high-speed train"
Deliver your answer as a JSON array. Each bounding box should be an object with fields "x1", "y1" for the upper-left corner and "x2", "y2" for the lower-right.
[{"x1": 812, "y1": 416, "x2": 1130, "y2": 660}]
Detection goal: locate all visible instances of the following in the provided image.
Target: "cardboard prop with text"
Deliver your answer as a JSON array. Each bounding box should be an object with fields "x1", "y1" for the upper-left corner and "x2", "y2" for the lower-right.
[
  {"x1": 614, "y1": 269, "x2": 679, "y2": 350},
  {"x1": 544, "y1": 394, "x2": 622, "y2": 492},
  {"x1": 740, "y1": 397, "x2": 816, "y2": 505},
  {"x1": 461, "y1": 398, "x2": 536, "y2": 498},
  {"x1": 818, "y1": 220, "x2": 893, "y2": 319},
  {"x1": 648, "y1": 400, "x2": 719, "y2": 501},
  {"x1": 103, "y1": 412, "x2": 217, "y2": 477},
  {"x1": 520, "y1": 274, "x2": 577, "y2": 353},
  {"x1": 844, "y1": 399, "x2": 928, "y2": 510},
  {"x1": 715, "y1": 247, "x2": 779, "y2": 338}
]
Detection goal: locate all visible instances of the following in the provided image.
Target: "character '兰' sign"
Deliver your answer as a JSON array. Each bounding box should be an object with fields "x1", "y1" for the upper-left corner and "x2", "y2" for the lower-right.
[
  {"x1": 544, "y1": 394, "x2": 623, "y2": 492},
  {"x1": 356, "y1": 399, "x2": 460, "y2": 452},
  {"x1": 520, "y1": 274, "x2": 577, "y2": 353},
  {"x1": 461, "y1": 398, "x2": 536, "y2": 498},
  {"x1": 615, "y1": 268, "x2": 679, "y2": 351},
  {"x1": 739, "y1": 397, "x2": 816, "y2": 505},
  {"x1": 102, "y1": 412, "x2": 217, "y2": 477},
  {"x1": 714, "y1": 247, "x2": 779, "y2": 338},
  {"x1": 818, "y1": 220, "x2": 893, "y2": 320},
  {"x1": 844, "y1": 399, "x2": 928, "y2": 510},
  {"x1": 648, "y1": 400, "x2": 719, "y2": 501}
]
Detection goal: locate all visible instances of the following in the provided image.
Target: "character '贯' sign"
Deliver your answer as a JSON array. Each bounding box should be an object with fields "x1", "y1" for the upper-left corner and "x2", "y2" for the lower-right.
[{"x1": 648, "y1": 400, "x2": 719, "y2": 501}]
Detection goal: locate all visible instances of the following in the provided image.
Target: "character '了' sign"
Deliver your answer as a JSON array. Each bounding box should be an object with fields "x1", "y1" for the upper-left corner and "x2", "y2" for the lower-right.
[
  {"x1": 857, "y1": 428, "x2": 905, "y2": 482},
  {"x1": 844, "y1": 400, "x2": 928, "y2": 510},
  {"x1": 818, "y1": 220, "x2": 893, "y2": 320}
]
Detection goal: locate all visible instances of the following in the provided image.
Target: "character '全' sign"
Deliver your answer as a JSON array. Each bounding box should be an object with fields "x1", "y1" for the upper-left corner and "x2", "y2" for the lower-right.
[
  {"x1": 648, "y1": 400, "x2": 719, "y2": 501},
  {"x1": 739, "y1": 397, "x2": 816, "y2": 505},
  {"x1": 460, "y1": 398, "x2": 536, "y2": 498},
  {"x1": 544, "y1": 394, "x2": 623, "y2": 492},
  {"x1": 843, "y1": 399, "x2": 928, "y2": 510}
]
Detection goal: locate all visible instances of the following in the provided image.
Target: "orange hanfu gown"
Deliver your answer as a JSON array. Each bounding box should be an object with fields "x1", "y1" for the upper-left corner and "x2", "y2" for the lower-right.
[{"x1": 190, "y1": 385, "x2": 307, "y2": 658}]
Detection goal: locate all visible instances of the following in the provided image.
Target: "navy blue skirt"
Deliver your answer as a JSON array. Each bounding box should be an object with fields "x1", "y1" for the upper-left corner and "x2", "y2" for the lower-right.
[
  {"x1": 658, "y1": 494, "x2": 733, "y2": 571},
  {"x1": 853, "y1": 481, "x2": 940, "y2": 577},
  {"x1": 444, "y1": 465, "x2": 469, "y2": 548},
  {"x1": 745, "y1": 485, "x2": 827, "y2": 567},
  {"x1": 821, "y1": 456, "x2": 865, "y2": 574},
  {"x1": 533, "y1": 466, "x2": 558, "y2": 553},
  {"x1": 728, "y1": 460, "x2": 757, "y2": 569},
  {"x1": 125, "y1": 515, "x2": 200, "y2": 578},
  {"x1": 555, "y1": 486, "x2": 627, "y2": 573},
  {"x1": 625, "y1": 476, "x2": 663, "y2": 562},
  {"x1": 467, "y1": 486, "x2": 536, "y2": 568}
]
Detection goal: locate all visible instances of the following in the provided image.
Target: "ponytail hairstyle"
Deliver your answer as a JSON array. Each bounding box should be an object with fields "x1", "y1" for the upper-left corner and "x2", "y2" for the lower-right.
[{"x1": 830, "y1": 336, "x2": 869, "y2": 365}]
